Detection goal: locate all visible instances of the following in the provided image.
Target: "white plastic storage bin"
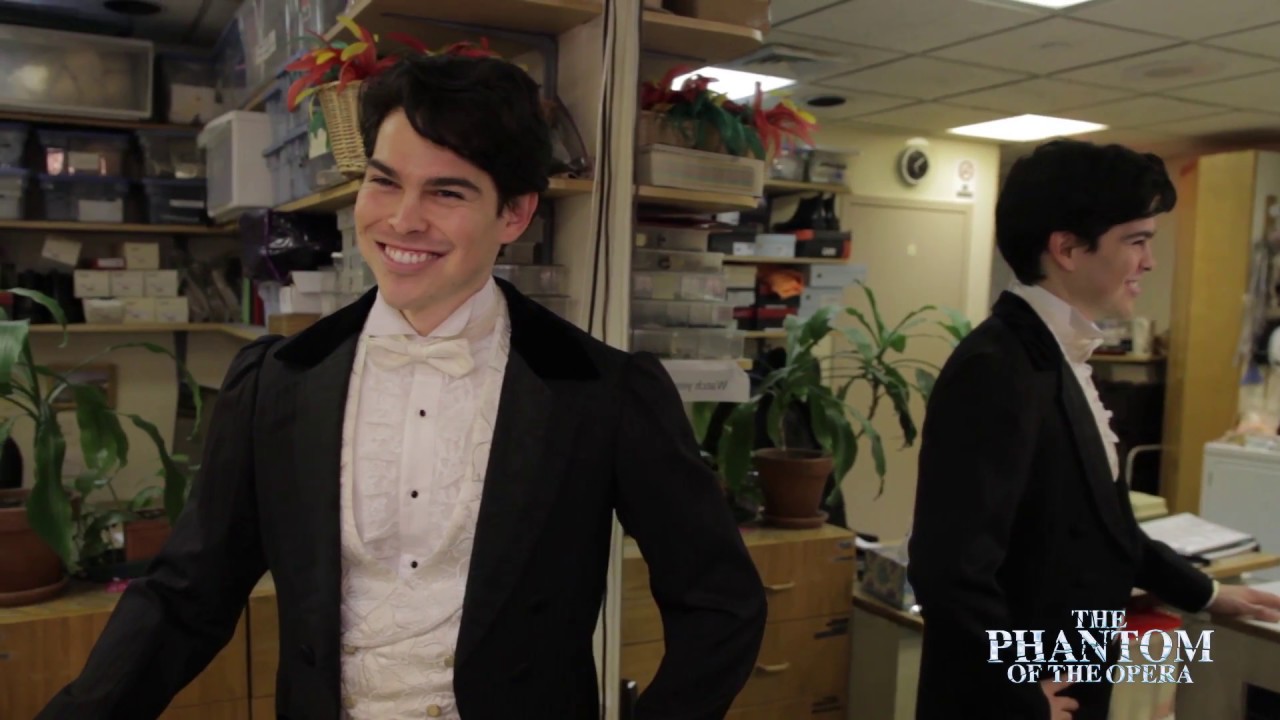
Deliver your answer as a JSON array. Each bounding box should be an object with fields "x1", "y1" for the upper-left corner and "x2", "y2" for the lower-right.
[
  {"x1": 38, "y1": 174, "x2": 128, "y2": 222},
  {"x1": 0, "y1": 168, "x2": 27, "y2": 220},
  {"x1": 632, "y1": 270, "x2": 727, "y2": 302},
  {"x1": 199, "y1": 111, "x2": 274, "y2": 223},
  {"x1": 142, "y1": 178, "x2": 206, "y2": 225},
  {"x1": 492, "y1": 265, "x2": 568, "y2": 295},
  {"x1": 263, "y1": 127, "x2": 304, "y2": 205},
  {"x1": 631, "y1": 299, "x2": 734, "y2": 328},
  {"x1": 38, "y1": 130, "x2": 130, "y2": 176},
  {"x1": 0, "y1": 25, "x2": 153, "y2": 120},
  {"x1": 630, "y1": 328, "x2": 746, "y2": 359},
  {"x1": 0, "y1": 122, "x2": 28, "y2": 167},
  {"x1": 138, "y1": 129, "x2": 204, "y2": 178},
  {"x1": 636, "y1": 144, "x2": 765, "y2": 196},
  {"x1": 633, "y1": 248, "x2": 724, "y2": 272}
]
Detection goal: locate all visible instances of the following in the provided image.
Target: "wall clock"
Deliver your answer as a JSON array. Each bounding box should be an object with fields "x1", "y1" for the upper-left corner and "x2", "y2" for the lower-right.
[{"x1": 898, "y1": 147, "x2": 930, "y2": 186}]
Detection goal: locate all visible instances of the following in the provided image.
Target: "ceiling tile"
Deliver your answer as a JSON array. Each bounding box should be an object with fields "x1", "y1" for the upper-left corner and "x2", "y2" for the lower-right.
[
  {"x1": 852, "y1": 103, "x2": 1011, "y2": 133},
  {"x1": 769, "y1": 0, "x2": 846, "y2": 24},
  {"x1": 930, "y1": 17, "x2": 1175, "y2": 74},
  {"x1": 746, "y1": 30, "x2": 904, "y2": 82},
  {"x1": 770, "y1": 84, "x2": 916, "y2": 120},
  {"x1": 1167, "y1": 71, "x2": 1280, "y2": 113},
  {"x1": 1054, "y1": 45, "x2": 1280, "y2": 91},
  {"x1": 1070, "y1": 0, "x2": 1280, "y2": 40},
  {"x1": 1204, "y1": 22, "x2": 1280, "y2": 60},
  {"x1": 1065, "y1": 95, "x2": 1227, "y2": 128},
  {"x1": 1143, "y1": 111, "x2": 1280, "y2": 136},
  {"x1": 823, "y1": 56, "x2": 1028, "y2": 100},
  {"x1": 776, "y1": 0, "x2": 1042, "y2": 53},
  {"x1": 946, "y1": 78, "x2": 1128, "y2": 114}
]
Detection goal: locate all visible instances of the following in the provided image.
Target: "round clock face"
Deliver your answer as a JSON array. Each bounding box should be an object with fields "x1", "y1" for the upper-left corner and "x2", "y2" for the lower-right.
[{"x1": 899, "y1": 148, "x2": 930, "y2": 185}]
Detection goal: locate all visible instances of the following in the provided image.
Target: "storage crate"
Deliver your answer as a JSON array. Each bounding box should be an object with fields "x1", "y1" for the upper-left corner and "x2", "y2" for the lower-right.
[
  {"x1": 138, "y1": 129, "x2": 204, "y2": 178},
  {"x1": 491, "y1": 264, "x2": 567, "y2": 295},
  {"x1": 158, "y1": 52, "x2": 219, "y2": 125},
  {"x1": 37, "y1": 130, "x2": 130, "y2": 176},
  {"x1": 199, "y1": 110, "x2": 274, "y2": 222},
  {"x1": 213, "y1": 18, "x2": 249, "y2": 111},
  {"x1": 142, "y1": 178, "x2": 206, "y2": 225},
  {"x1": 263, "y1": 126, "x2": 305, "y2": 204},
  {"x1": 632, "y1": 270, "x2": 727, "y2": 302},
  {"x1": 0, "y1": 168, "x2": 27, "y2": 220},
  {"x1": 237, "y1": 0, "x2": 291, "y2": 97},
  {"x1": 0, "y1": 122, "x2": 29, "y2": 167},
  {"x1": 631, "y1": 299, "x2": 733, "y2": 328},
  {"x1": 0, "y1": 25, "x2": 152, "y2": 120},
  {"x1": 636, "y1": 144, "x2": 765, "y2": 196},
  {"x1": 630, "y1": 328, "x2": 746, "y2": 359},
  {"x1": 633, "y1": 248, "x2": 724, "y2": 272},
  {"x1": 38, "y1": 174, "x2": 128, "y2": 222}
]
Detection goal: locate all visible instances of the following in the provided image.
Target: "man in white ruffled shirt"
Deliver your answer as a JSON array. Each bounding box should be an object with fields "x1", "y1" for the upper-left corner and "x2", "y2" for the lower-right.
[
  {"x1": 907, "y1": 139, "x2": 1280, "y2": 720},
  {"x1": 39, "y1": 55, "x2": 765, "y2": 720}
]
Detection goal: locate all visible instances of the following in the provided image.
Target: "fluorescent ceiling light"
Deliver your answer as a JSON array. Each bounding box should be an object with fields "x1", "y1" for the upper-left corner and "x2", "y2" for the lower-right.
[
  {"x1": 670, "y1": 66, "x2": 795, "y2": 102},
  {"x1": 993, "y1": 0, "x2": 1096, "y2": 8},
  {"x1": 947, "y1": 114, "x2": 1107, "y2": 142}
]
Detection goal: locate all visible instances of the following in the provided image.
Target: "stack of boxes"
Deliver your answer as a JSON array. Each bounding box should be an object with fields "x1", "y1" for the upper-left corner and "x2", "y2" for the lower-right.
[
  {"x1": 71, "y1": 241, "x2": 188, "y2": 324},
  {"x1": 335, "y1": 206, "x2": 374, "y2": 294},
  {"x1": 492, "y1": 215, "x2": 573, "y2": 319},
  {"x1": 630, "y1": 225, "x2": 744, "y2": 360}
]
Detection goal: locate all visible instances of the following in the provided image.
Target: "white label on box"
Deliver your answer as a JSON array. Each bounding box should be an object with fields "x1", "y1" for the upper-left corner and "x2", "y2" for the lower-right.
[
  {"x1": 145, "y1": 270, "x2": 180, "y2": 297},
  {"x1": 658, "y1": 359, "x2": 748, "y2": 403},
  {"x1": 68, "y1": 152, "x2": 100, "y2": 174},
  {"x1": 78, "y1": 200, "x2": 120, "y2": 223},
  {"x1": 169, "y1": 199, "x2": 204, "y2": 209},
  {"x1": 74, "y1": 270, "x2": 111, "y2": 298},
  {"x1": 42, "y1": 236, "x2": 81, "y2": 267},
  {"x1": 110, "y1": 271, "x2": 145, "y2": 298}
]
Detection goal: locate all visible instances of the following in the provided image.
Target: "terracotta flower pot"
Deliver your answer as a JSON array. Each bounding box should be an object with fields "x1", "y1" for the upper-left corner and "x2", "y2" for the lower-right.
[
  {"x1": 0, "y1": 488, "x2": 68, "y2": 606},
  {"x1": 124, "y1": 514, "x2": 172, "y2": 563},
  {"x1": 754, "y1": 448, "x2": 832, "y2": 529}
]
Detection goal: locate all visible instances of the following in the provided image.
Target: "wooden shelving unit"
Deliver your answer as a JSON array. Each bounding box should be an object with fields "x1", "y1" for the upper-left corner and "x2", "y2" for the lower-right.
[
  {"x1": 27, "y1": 323, "x2": 269, "y2": 341},
  {"x1": 274, "y1": 176, "x2": 594, "y2": 214},
  {"x1": 0, "y1": 221, "x2": 235, "y2": 235},
  {"x1": 744, "y1": 330, "x2": 785, "y2": 340},
  {"x1": 0, "y1": 110, "x2": 198, "y2": 133},
  {"x1": 764, "y1": 179, "x2": 850, "y2": 195},
  {"x1": 337, "y1": 0, "x2": 602, "y2": 38},
  {"x1": 1090, "y1": 353, "x2": 1165, "y2": 364},
  {"x1": 723, "y1": 256, "x2": 848, "y2": 265},
  {"x1": 641, "y1": 10, "x2": 763, "y2": 63},
  {"x1": 635, "y1": 185, "x2": 759, "y2": 213}
]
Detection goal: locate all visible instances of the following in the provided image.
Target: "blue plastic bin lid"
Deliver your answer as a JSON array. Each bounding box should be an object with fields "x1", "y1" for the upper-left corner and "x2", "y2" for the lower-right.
[
  {"x1": 262, "y1": 126, "x2": 309, "y2": 158},
  {"x1": 38, "y1": 173, "x2": 130, "y2": 188},
  {"x1": 37, "y1": 129, "x2": 131, "y2": 144},
  {"x1": 141, "y1": 177, "x2": 207, "y2": 187}
]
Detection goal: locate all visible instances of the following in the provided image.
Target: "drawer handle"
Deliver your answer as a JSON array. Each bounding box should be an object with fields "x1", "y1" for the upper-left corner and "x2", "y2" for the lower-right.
[
  {"x1": 763, "y1": 581, "x2": 796, "y2": 592},
  {"x1": 756, "y1": 662, "x2": 791, "y2": 674}
]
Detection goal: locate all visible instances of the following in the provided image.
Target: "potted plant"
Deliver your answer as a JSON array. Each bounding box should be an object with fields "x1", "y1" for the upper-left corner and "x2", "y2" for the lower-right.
[
  {"x1": 0, "y1": 289, "x2": 202, "y2": 606},
  {"x1": 702, "y1": 283, "x2": 971, "y2": 528}
]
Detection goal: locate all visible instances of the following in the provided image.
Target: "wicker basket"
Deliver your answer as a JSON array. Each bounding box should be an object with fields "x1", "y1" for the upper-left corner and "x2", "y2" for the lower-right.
[
  {"x1": 637, "y1": 110, "x2": 727, "y2": 154},
  {"x1": 317, "y1": 80, "x2": 367, "y2": 177}
]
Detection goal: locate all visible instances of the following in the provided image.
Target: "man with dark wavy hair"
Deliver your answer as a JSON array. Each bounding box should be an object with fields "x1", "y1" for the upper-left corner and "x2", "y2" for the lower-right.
[
  {"x1": 38, "y1": 54, "x2": 765, "y2": 720},
  {"x1": 908, "y1": 139, "x2": 1280, "y2": 720}
]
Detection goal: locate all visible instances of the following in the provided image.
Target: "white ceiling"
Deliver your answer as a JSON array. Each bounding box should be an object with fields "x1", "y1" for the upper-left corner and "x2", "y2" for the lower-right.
[{"x1": 751, "y1": 0, "x2": 1280, "y2": 161}]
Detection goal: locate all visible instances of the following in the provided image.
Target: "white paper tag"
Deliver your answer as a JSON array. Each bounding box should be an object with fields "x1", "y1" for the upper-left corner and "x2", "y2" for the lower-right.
[
  {"x1": 78, "y1": 199, "x2": 120, "y2": 223},
  {"x1": 69, "y1": 151, "x2": 101, "y2": 174},
  {"x1": 657, "y1": 359, "x2": 749, "y2": 403}
]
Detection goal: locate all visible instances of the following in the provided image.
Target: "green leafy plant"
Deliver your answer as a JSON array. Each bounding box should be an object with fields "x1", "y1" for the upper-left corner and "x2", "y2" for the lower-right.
[
  {"x1": 698, "y1": 283, "x2": 971, "y2": 503},
  {"x1": 0, "y1": 289, "x2": 202, "y2": 573}
]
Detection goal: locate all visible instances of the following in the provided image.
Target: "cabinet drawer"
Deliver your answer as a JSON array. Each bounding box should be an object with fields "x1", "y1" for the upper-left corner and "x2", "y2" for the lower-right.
[
  {"x1": 620, "y1": 613, "x2": 850, "y2": 711},
  {"x1": 247, "y1": 591, "x2": 279, "y2": 698}
]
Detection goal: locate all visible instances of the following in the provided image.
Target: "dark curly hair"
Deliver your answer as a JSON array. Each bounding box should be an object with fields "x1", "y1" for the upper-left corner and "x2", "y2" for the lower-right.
[
  {"x1": 358, "y1": 54, "x2": 553, "y2": 213},
  {"x1": 996, "y1": 139, "x2": 1176, "y2": 284}
]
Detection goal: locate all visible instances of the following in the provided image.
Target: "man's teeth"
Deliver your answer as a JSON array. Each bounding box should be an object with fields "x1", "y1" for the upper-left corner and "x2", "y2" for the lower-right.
[{"x1": 384, "y1": 246, "x2": 438, "y2": 264}]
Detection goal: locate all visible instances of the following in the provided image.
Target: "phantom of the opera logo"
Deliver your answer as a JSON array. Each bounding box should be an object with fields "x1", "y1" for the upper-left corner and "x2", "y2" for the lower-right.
[{"x1": 986, "y1": 610, "x2": 1212, "y2": 684}]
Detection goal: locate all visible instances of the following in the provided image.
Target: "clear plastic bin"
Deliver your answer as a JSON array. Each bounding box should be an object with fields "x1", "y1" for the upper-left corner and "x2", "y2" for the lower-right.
[
  {"x1": 492, "y1": 264, "x2": 568, "y2": 295},
  {"x1": 632, "y1": 299, "x2": 734, "y2": 328},
  {"x1": 213, "y1": 18, "x2": 248, "y2": 111},
  {"x1": 0, "y1": 168, "x2": 27, "y2": 220},
  {"x1": 265, "y1": 143, "x2": 290, "y2": 205},
  {"x1": 0, "y1": 24, "x2": 152, "y2": 120},
  {"x1": 630, "y1": 328, "x2": 746, "y2": 359},
  {"x1": 0, "y1": 122, "x2": 29, "y2": 167},
  {"x1": 264, "y1": 127, "x2": 308, "y2": 204},
  {"x1": 633, "y1": 248, "x2": 724, "y2": 272},
  {"x1": 141, "y1": 178, "x2": 206, "y2": 225},
  {"x1": 632, "y1": 270, "x2": 727, "y2": 302},
  {"x1": 138, "y1": 129, "x2": 204, "y2": 178},
  {"x1": 38, "y1": 130, "x2": 130, "y2": 176},
  {"x1": 158, "y1": 52, "x2": 218, "y2": 125},
  {"x1": 38, "y1": 174, "x2": 128, "y2": 222}
]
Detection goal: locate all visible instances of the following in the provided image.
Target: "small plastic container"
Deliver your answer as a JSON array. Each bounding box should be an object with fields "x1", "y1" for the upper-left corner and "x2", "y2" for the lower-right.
[
  {"x1": 137, "y1": 129, "x2": 205, "y2": 178},
  {"x1": 262, "y1": 77, "x2": 292, "y2": 146},
  {"x1": 492, "y1": 264, "x2": 568, "y2": 295},
  {"x1": 141, "y1": 177, "x2": 207, "y2": 225},
  {"x1": 263, "y1": 127, "x2": 306, "y2": 204},
  {"x1": 37, "y1": 130, "x2": 131, "y2": 176},
  {"x1": 632, "y1": 248, "x2": 724, "y2": 272},
  {"x1": 632, "y1": 299, "x2": 734, "y2": 328},
  {"x1": 38, "y1": 174, "x2": 129, "y2": 222},
  {"x1": 631, "y1": 270, "x2": 727, "y2": 302},
  {"x1": 630, "y1": 328, "x2": 746, "y2": 359},
  {"x1": 0, "y1": 121, "x2": 29, "y2": 167},
  {"x1": 0, "y1": 168, "x2": 28, "y2": 220}
]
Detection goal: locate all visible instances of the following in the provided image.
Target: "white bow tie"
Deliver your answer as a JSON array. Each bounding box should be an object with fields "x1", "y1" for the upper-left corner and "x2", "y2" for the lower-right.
[{"x1": 366, "y1": 336, "x2": 474, "y2": 377}]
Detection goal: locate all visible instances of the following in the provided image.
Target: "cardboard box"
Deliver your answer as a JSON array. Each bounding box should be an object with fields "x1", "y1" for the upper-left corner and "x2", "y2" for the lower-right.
[
  {"x1": 155, "y1": 297, "x2": 190, "y2": 323},
  {"x1": 74, "y1": 270, "x2": 112, "y2": 298},
  {"x1": 663, "y1": 0, "x2": 770, "y2": 31},
  {"x1": 144, "y1": 270, "x2": 180, "y2": 297},
  {"x1": 122, "y1": 242, "x2": 161, "y2": 270},
  {"x1": 110, "y1": 270, "x2": 145, "y2": 298},
  {"x1": 41, "y1": 236, "x2": 81, "y2": 267},
  {"x1": 82, "y1": 298, "x2": 124, "y2": 324},
  {"x1": 809, "y1": 263, "x2": 867, "y2": 289},
  {"x1": 122, "y1": 297, "x2": 156, "y2": 323}
]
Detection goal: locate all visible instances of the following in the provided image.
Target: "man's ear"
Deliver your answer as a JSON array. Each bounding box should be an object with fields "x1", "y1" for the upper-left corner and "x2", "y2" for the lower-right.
[
  {"x1": 1046, "y1": 230, "x2": 1080, "y2": 271},
  {"x1": 499, "y1": 193, "x2": 540, "y2": 245}
]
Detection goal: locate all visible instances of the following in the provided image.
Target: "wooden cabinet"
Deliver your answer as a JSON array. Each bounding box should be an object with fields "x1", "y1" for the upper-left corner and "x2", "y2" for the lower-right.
[
  {"x1": 0, "y1": 583, "x2": 250, "y2": 720},
  {"x1": 620, "y1": 524, "x2": 855, "y2": 717}
]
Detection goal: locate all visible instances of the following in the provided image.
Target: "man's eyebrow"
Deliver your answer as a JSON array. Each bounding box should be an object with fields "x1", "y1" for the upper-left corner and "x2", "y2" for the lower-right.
[
  {"x1": 367, "y1": 158, "x2": 399, "y2": 179},
  {"x1": 424, "y1": 176, "x2": 483, "y2": 194},
  {"x1": 1124, "y1": 230, "x2": 1156, "y2": 240}
]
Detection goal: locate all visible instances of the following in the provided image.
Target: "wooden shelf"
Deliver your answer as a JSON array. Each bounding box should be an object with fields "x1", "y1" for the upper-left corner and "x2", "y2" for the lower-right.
[
  {"x1": 1090, "y1": 354, "x2": 1165, "y2": 364},
  {"x1": 641, "y1": 11, "x2": 763, "y2": 63},
  {"x1": 0, "y1": 110, "x2": 199, "y2": 133},
  {"x1": 220, "y1": 324, "x2": 269, "y2": 342},
  {"x1": 737, "y1": 358, "x2": 753, "y2": 370},
  {"x1": 723, "y1": 256, "x2": 848, "y2": 265},
  {"x1": 636, "y1": 185, "x2": 759, "y2": 213},
  {"x1": 275, "y1": 176, "x2": 593, "y2": 214},
  {"x1": 744, "y1": 330, "x2": 785, "y2": 340},
  {"x1": 764, "y1": 179, "x2": 850, "y2": 195},
  {"x1": 336, "y1": 0, "x2": 602, "y2": 41},
  {"x1": 0, "y1": 221, "x2": 235, "y2": 235},
  {"x1": 26, "y1": 323, "x2": 268, "y2": 341}
]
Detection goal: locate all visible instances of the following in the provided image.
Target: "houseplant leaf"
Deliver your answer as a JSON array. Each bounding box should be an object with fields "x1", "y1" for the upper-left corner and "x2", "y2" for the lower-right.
[
  {"x1": 7, "y1": 288, "x2": 68, "y2": 346},
  {"x1": 72, "y1": 383, "x2": 129, "y2": 475},
  {"x1": 914, "y1": 367, "x2": 937, "y2": 401},
  {"x1": 879, "y1": 364, "x2": 918, "y2": 447},
  {"x1": 124, "y1": 414, "x2": 189, "y2": 524},
  {"x1": 717, "y1": 401, "x2": 758, "y2": 490},
  {"x1": 0, "y1": 320, "x2": 29, "y2": 396},
  {"x1": 26, "y1": 413, "x2": 75, "y2": 570}
]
